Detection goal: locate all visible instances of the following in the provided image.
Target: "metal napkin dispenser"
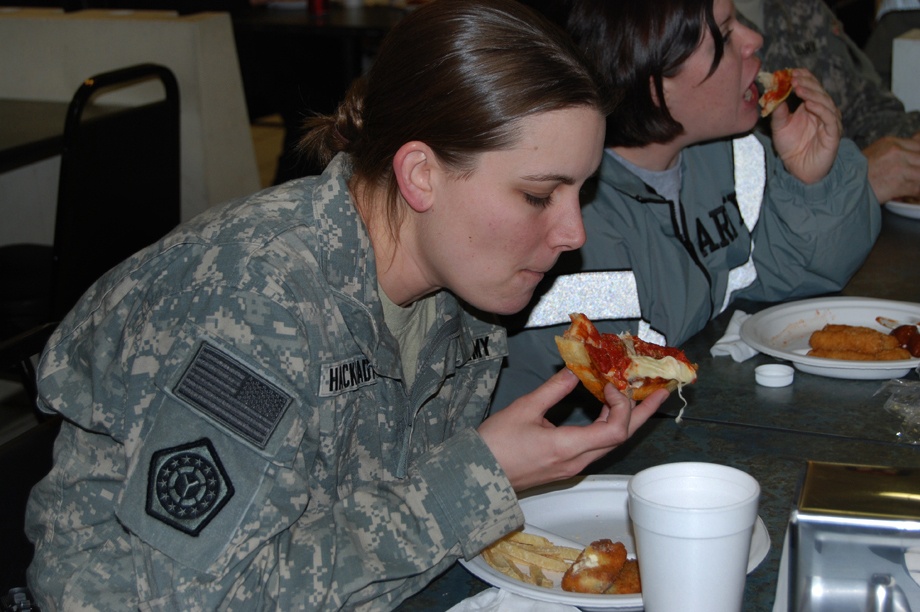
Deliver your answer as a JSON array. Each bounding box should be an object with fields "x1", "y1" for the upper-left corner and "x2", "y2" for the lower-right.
[{"x1": 789, "y1": 461, "x2": 920, "y2": 611}]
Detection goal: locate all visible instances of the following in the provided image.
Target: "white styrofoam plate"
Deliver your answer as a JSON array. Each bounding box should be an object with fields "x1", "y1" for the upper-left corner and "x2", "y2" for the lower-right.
[
  {"x1": 460, "y1": 475, "x2": 769, "y2": 611},
  {"x1": 740, "y1": 297, "x2": 920, "y2": 380},
  {"x1": 887, "y1": 200, "x2": 920, "y2": 220}
]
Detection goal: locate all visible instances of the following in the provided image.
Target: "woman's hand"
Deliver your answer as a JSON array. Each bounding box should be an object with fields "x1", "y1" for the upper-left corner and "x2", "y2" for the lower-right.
[
  {"x1": 769, "y1": 68, "x2": 842, "y2": 185},
  {"x1": 477, "y1": 369, "x2": 668, "y2": 492}
]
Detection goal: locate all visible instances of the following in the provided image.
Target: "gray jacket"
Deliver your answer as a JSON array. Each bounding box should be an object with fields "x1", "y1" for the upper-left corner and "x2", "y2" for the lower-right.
[
  {"x1": 26, "y1": 154, "x2": 518, "y2": 611},
  {"x1": 492, "y1": 134, "x2": 879, "y2": 413}
]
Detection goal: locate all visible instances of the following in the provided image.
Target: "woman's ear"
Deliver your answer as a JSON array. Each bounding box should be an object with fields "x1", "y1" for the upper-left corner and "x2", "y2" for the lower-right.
[
  {"x1": 393, "y1": 141, "x2": 437, "y2": 213},
  {"x1": 650, "y1": 75, "x2": 663, "y2": 107}
]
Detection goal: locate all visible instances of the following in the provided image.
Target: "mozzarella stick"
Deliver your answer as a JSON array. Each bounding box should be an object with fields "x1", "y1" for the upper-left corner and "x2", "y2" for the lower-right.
[
  {"x1": 809, "y1": 324, "x2": 900, "y2": 354},
  {"x1": 807, "y1": 348, "x2": 910, "y2": 361}
]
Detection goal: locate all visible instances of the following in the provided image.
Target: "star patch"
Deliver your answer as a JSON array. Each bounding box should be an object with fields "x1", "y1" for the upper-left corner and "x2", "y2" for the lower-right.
[{"x1": 146, "y1": 439, "x2": 234, "y2": 536}]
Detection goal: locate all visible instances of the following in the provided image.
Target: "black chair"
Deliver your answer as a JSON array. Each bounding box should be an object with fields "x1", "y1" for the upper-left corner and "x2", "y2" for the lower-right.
[
  {"x1": 0, "y1": 62, "x2": 179, "y2": 603},
  {"x1": 0, "y1": 63, "x2": 181, "y2": 342},
  {"x1": 0, "y1": 325, "x2": 62, "y2": 596},
  {"x1": 0, "y1": 323, "x2": 57, "y2": 408}
]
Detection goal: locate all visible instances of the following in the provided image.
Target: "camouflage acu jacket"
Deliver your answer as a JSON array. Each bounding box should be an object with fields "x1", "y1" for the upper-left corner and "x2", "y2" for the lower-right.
[
  {"x1": 26, "y1": 154, "x2": 519, "y2": 611},
  {"x1": 742, "y1": 0, "x2": 920, "y2": 148}
]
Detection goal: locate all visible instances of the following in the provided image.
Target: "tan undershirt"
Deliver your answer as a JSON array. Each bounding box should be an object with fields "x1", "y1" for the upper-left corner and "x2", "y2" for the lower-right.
[{"x1": 379, "y1": 283, "x2": 437, "y2": 389}]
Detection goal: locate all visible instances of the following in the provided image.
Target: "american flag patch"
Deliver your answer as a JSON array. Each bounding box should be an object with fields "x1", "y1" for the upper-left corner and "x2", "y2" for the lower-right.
[{"x1": 175, "y1": 343, "x2": 291, "y2": 449}]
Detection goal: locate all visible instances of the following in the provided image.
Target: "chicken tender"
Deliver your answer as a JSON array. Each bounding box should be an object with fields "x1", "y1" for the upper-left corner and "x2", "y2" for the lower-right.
[
  {"x1": 561, "y1": 539, "x2": 627, "y2": 594},
  {"x1": 604, "y1": 558, "x2": 641, "y2": 595},
  {"x1": 809, "y1": 324, "x2": 900, "y2": 354}
]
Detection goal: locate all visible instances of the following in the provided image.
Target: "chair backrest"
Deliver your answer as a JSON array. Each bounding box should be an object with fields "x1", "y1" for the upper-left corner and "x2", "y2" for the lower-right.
[
  {"x1": 51, "y1": 63, "x2": 180, "y2": 320},
  {"x1": 0, "y1": 323, "x2": 57, "y2": 406}
]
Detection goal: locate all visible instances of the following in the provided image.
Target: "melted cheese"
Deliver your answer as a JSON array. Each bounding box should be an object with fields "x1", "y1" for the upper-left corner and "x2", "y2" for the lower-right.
[
  {"x1": 621, "y1": 335, "x2": 694, "y2": 423},
  {"x1": 625, "y1": 354, "x2": 696, "y2": 383},
  {"x1": 675, "y1": 383, "x2": 688, "y2": 423}
]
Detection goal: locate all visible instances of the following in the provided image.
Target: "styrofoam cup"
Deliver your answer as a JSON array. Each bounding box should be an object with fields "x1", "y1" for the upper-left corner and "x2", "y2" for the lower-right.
[{"x1": 628, "y1": 462, "x2": 760, "y2": 612}]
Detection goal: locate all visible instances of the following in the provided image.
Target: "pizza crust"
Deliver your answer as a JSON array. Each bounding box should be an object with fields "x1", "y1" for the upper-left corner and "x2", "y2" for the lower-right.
[
  {"x1": 556, "y1": 335, "x2": 610, "y2": 401},
  {"x1": 757, "y1": 68, "x2": 793, "y2": 117}
]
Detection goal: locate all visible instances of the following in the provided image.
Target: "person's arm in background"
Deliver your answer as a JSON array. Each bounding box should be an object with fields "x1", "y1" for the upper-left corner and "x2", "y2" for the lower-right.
[
  {"x1": 740, "y1": 0, "x2": 920, "y2": 202},
  {"x1": 740, "y1": 134, "x2": 882, "y2": 305}
]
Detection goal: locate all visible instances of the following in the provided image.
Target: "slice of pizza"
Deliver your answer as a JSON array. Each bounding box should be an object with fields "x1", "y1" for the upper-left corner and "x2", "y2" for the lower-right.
[
  {"x1": 555, "y1": 313, "x2": 697, "y2": 401},
  {"x1": 757, "y1": 68, "x2": 793, "y2": 117}
]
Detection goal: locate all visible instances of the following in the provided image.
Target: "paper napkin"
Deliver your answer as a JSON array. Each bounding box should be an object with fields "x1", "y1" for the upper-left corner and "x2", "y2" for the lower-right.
[{"x1": 710, "y1": 310, "x2": 758, "y2": 362}]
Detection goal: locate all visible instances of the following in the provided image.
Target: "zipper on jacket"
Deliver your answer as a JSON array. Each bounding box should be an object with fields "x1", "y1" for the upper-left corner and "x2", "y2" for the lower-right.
[{"x1": 395, "y1": 317, "x2": 461, "y2": 478}]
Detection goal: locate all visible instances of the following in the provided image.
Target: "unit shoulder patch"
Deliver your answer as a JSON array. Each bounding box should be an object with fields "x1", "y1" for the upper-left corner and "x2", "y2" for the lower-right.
[{"x1": 146, "y1": 438, "x2": 234, "y2": 536}]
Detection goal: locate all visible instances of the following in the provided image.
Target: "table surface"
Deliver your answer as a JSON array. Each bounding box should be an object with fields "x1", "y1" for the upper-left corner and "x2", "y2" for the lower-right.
[
  {"x1": 0, "y1": 99, "x2": 71, "y2": 174},
  {"x1": 0, "y1": 99, "x2": 118, "y2": 174},
  {"x1": 396, "y1": 207, "x2": 920, "y2": 611}
]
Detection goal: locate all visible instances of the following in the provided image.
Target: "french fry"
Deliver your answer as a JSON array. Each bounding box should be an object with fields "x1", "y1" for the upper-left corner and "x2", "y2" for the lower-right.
[
  {"x1": 482, "y1": 548, "x2": 530, "y2": 583},
  {"x1": 528, "y1": 563, "x2": 554, "y2": 588},
  {"x1": 504, "y1": 531, "x2": 554, "y2": 547},
  {"x1": 523, "y1": 544, "x2": 582, "y2": 561},
  {"x1": 497, "y1": 531, "x2": 581, "y2": 561},
  {"x1": 495, "y1": 541, "x2": 571, "y2": 573}
]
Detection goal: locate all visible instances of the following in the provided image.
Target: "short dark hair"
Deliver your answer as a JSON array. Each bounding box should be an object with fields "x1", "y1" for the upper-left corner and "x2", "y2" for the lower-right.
[
  {"x1": 300, "y1": 0, "x2": 610, "y2": 237},
  {"x1": 563, "y1": 0, "x2": 724, "y2": 147}
]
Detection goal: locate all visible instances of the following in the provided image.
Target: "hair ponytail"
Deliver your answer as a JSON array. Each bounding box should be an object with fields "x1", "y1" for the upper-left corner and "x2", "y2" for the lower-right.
[{"x1": 299, "y1": 77, "x2": 366, "y2": 170}]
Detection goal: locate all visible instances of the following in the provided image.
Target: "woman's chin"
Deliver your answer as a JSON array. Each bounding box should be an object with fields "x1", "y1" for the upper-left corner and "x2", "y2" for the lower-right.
[{"x1": 468, "y1": 294, "x2": 532, "y2": 317}]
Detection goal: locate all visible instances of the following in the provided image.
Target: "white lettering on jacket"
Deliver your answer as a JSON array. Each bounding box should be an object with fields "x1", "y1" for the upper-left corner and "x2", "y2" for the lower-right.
[{"x1": 318, "y1": 356, "x2": 378, "y2": 397}]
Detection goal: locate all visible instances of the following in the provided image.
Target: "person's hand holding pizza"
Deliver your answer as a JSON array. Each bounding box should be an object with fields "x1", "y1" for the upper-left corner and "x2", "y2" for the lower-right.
[
  {"x1": 767, "y1": 68, "x2": 843, "y2": 185},
  {"x1": 478, "y1": 368, "x2": 668, "y2": 492}
]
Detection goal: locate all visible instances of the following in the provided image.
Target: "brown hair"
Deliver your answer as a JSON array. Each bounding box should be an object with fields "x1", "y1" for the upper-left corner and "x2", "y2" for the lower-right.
[
  {"x1": 561, "y1": 0, "x2": 723, "y2": 147},
  {"x1": 299, "y1": 0, "x2": 610, "y2": 237}
]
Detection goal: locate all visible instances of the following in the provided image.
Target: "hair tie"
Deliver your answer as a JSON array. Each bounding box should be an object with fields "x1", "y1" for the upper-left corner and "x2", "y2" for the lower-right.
[{"x1": 333, "y1": 125, "x2": 350, "y2": 146}]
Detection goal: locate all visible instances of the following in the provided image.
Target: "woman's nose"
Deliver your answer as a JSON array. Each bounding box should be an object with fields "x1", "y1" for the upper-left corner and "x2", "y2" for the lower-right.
[
  {"x1": 742, "y1": 23, "x2": 764, "y2": 56},
  {"x1": 553, "y1": 196, "x2": 587, "y2": 251}
]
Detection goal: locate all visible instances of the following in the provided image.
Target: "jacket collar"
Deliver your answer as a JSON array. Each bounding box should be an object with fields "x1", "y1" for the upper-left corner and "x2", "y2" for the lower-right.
[
  {"x1": 308, "y1": 154, "x2": 501, "y2": 379},
  {"x1": 601, "y1": 148, "x2": 670, "y2": 204}
]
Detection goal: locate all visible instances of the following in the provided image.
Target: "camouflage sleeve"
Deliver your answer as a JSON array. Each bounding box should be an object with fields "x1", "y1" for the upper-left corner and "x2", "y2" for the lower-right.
[
  {"x1": 322, "y1": 429, "x2": 523, "y2": 608},
  {"x1": 29, "y1": 285, "x2": 521, "y2": 610},
  {"x1": 757, "y1": 0, "x2": 920, "y2": 147}
]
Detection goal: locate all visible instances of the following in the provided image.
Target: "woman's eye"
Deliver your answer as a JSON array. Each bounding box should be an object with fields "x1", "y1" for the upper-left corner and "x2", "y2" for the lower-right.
[
  {"x1": 524, "y1": 192, "x2": 553, "y2": 207},
  {"x1": 722, "y1": 28, "x2": 733, "y2": 44}
]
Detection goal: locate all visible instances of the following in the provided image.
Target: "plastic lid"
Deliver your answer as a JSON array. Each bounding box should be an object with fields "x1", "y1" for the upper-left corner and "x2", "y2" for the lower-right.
[{"x1": 755, "y1": 364, "x2": 794, "y2": 387}]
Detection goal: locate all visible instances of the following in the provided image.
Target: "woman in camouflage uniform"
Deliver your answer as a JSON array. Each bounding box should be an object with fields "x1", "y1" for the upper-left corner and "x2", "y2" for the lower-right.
[{"x1": 25, "y1": 0, "x2": 668, "y2": 610}]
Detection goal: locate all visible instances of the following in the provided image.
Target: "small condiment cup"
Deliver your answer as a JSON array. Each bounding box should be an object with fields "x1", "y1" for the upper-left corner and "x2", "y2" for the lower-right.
[{"x1": 754, "y1": 364, "x2": 794, "y2": 387}]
